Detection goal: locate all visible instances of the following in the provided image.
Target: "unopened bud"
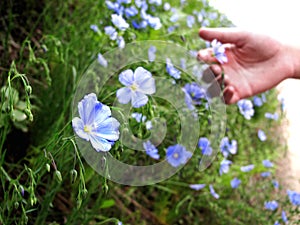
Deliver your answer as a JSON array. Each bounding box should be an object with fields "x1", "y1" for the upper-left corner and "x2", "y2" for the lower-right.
[
  {"x1": 55, "y1": 170, "x2": 62, "y2": 183},
  {"x1": 70, "y1": 169, "x2": 78, "y2": 183}
]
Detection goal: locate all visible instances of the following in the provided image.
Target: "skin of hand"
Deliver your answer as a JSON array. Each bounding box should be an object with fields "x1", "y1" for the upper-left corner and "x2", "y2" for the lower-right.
[{"x1": 197, "y1": 27, "x2": 300, "y2": 104}]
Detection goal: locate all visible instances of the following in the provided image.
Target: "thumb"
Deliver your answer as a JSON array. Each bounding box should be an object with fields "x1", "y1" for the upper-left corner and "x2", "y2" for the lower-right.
[{"x1": 199, "y1": 27, "x2": 247, "y2": 47}]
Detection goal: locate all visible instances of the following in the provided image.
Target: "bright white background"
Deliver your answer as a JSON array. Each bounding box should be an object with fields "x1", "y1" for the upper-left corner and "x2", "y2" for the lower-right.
[{"x1": 210, "y1": 0, "x2": 300, "y2": 190}]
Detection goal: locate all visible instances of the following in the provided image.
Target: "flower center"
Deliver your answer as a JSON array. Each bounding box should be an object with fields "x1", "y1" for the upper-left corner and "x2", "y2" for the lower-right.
[
  {"x1": 130, "y1": 83, "x2": 138, "y2": 91},
  {"x1": 84, "y1": 125, "x2": 92, "y2": 133},
  {"x1": 173, "y1": 153, "x2": 179, "y2": 159}
]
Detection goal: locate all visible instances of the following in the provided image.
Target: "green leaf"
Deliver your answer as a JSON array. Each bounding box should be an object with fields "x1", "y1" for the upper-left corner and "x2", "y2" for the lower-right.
[{"x1": 100, "y1": 199, "x2": 115, "y2": 209}]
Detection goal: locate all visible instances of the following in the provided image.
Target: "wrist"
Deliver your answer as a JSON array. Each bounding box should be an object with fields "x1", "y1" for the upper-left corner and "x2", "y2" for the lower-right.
[{"x1": 285, "y1": 44, "x2": 300, "y2": 79}]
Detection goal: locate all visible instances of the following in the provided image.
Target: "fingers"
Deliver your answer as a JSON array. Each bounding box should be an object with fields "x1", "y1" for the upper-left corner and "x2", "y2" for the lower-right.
[
  {"x1": 197, "y1": 48, "x2": 218, "y2": 64},
  {"x1": 199, "y1": 27, "x2": 247, "y2": 47}
]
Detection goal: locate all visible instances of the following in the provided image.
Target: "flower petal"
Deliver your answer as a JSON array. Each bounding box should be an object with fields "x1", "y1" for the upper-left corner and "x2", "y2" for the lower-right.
[
  {"x1": 89, "y1": 135, "x2": 114, "y2": 152},
  {"x1": 138, "y1": 76, "x2": 156, "y2": 94},
  {"x1": 117, "y1": 87, "x2": 132, "y2": 104},
  {"x1": 133, "y1": 67, "x2": 152, "y2": 83},
  {"x1": 93, "y1": 117, "x2": 120, "y2": 141},
  {"x1": 119, "y1": 69, "x2": 134, "y2": 86},
  {"x1": 72, "y1": 117, "x2": 90, "y2": 141},
  {"x1": 78, "y1": 93, "x2": 98, "y2": 125},
  {"x1": 131, "y1": 92, "x2": 148, "y2": 108},
  {"x1": 93, "y1": 103, "x2": 111, "y2": 126}
]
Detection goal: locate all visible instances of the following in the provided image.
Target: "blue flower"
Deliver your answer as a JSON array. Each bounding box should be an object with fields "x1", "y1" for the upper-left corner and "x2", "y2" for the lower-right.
[
  {"x1": 117, "y1": 36, "x2": 125, "y2": 49},
  {"x1": 189, "y1": 184, "x2": 206, "y2": 191},
  {"x1": 265, "y1": 200, "x2": 278, "y2": 211},
  {"x1": 90, "y1": 24, "x2": 99, "y2": 32},
  {"x1": 116, "y1": 67, "x2": 156, "y2": 108},
  {"x1": 272, "y1": 180, "x2": 279, "y2": 189},
  {"x1": 147, "y1": 16, "x2": 162, "y2": 30},
  {"x1": 261, "y1": 171, "x2": 271, "y2": 177},
  {"x1": 132, "y1": 20, "x2": 148, "y2": 29},
  {"x1": 219, "y1": 159, "x2": 232, "y2": 175},
  {"x1": 237, "y1": 99, "x2": 254, "y2": 120},
  {"x1": 143, "y1": 140, "x2": 160, "y2": 160},
  {"x1": 287, "y1": 190, "x2": 300, "y2": 206},
  {"x1": 166, "y1": 144, "x2": 192, "y2": 167},
  {"x1": 231, "y1": 178, "x2": 241, "y2": 189},
  {"x1": 186, "y1": 15, "x2": 195, "y2": 28},
  {"x1": 170, "y1": 12, "x2": 179, "y2": 23},
  {"x1": 211, "y1": 39, "x2": 228, "y2": 64},
  {"x1": 148, "y1": 45, "x2": 156, "y2": 62},
  {"x1": 253, "y1": 96, "x2": 263, "y2": 107},
  {"x1": 111, "y1": 14, "x2": 130, "y2": 31},
  {"x1": 198, "y1": 137, "x2": 212, "y2": 156},
  {"x1": 209, "y1": 184, "x2": 219, "y2": 199},
  {"x1": 145, "y1": 120, "x2": 152, "y2": 130},
  {"x1": 240, "y1": 164, "x2": 254, "y2": 172},
  {"x1": 97, "y1": 53, "x2": 108, "y2": 68},
  {"x1": 149, "y1": 0, "x2": 162, "y2": 6},
  {"x1": 166, "y1": 58, "x2": 181, "y2": 79},
  {"x1": 163, "y1": 2, "x2": 171, "y2": 11},
  {"x1": 262, "y1": 159, "x2": 273, "y2": 168},
  {"x1": 220, "y1": 137, "x2": 237, "y2": 158},
  {"x1": 180, "y1": 58, "x2": 186, "y2": 70},
  {"x1": 104, "y1": 26, "x2": 118, "y2": 40},
  {"x1": 124, "y1": 6, "x2": 138, "y2": 17},
  {"x1": 72, "y1": 93, "x2": 120, "y2": 152},
  {"x1": 274, "y1": 221, "x2": 280, "y2": 225},
  {"x1": 131, "y1": 112, "x2": 146, "y2": 122},
  {"x1": 183, "y1": 82, "x2": 206, "y2": 105},
  {"x1": 265, "y1": 112, "x2": 279, "y2": 121},
  {"x1": 258, "y1": 129, "x2": 267, "y2": 141},
  {"x1": 282, "y1": 210, "x2": 288, "y2": 223}
]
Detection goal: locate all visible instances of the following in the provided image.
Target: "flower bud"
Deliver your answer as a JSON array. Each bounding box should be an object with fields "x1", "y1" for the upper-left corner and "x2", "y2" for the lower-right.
[
  {"x1": 70, "y1": 169, "x2": 78, "y2": 183},
  {"x1": 55, "y1": 170, "x2": 62, "y2": 183}
]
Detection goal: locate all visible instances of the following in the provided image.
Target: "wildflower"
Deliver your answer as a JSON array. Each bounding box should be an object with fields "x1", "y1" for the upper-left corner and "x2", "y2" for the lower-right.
[
  {"x1": 237, "y1": 99, "x2": 254, "y2": 120},
  {"x1": 182, "y1": 88, "x2": 195, "y2": 111},
  {"x1": 166, "y1": 144, "x2": 192, "y2": 167},
  {"x1": 265, "y1": 112, "x2": 279, "y2": 121},
  {"x1": 170, "y1": 12, "x2": 179, "y2": 23},
  {"x1": 131, "y1": 112, "x2": 146, "y2": 122},
  {"x1": 272, "y1": 180, "x2": 279, "y2": 189},
  {"x1": 149, "y1": 0, "x2": 162, "y2": 6},
  {"x1": 263, "y1": 159, "x2": 273, "y2": 168},
  {"x1": 180, "y1": 58, "x2": 186, "y2": 70},
  {"x1": 261, "y1": 172, "x2": 271, "y2": 177},
  {"x1": 281, "y1": 210, "x2": 288, "y2": 223},
  {"x1": 117, "y1": 36, "x2": 125, "y2": 49},
  {"x1": 143, "y1": 140, "x2": 160, "y2": 160},
  {"x1": 253, "y1": 96, "x2": 263, "y2": 107},
  {"x1": 220, "y1": 137, "x2": 237, "y2": 158},
  {"x1": 90, "y1": 24, "x2": 99, "y2": 32},
  {"x1": 287, "y1": 190, "x2": 300, "y2": 206},
  {"x1": 97, "y1": 53, "x2": 108, "y2": 68},
  {"x1": 258, "y1": 129, "x2": 267, "y2": 141},
  {"x1": 274, "y1": 221, "x2": 280, "y2": 225},
  {"x1": 148, "y1": 45, "x2": 156, "y2": 62},
  {"x1": 265, "y1": 200, "x2": 278, "y2": 211},
  {"x1": 198, "y1": 137, "x2": 212, "y2": 156},
  {"x1": 183, "y1": 82, "x2": 206, "y2": 105},
  {"x1": 277, "y1": 94, "x2": 286, "y2": 111},
  {"x1": 116, "y1": 67, "x2": 155, "y2": 108},
  {"x1": 132, "y1": 20, "x2": 148, "y2": 29},
  {"x1": 167, "y1": 25, "x2": 178, "y2": 33},
  {"x1": 186, "y1": 15, "x2": 195, "y2": 28},
  {"x1": 231, "y1": 178, "x2": 241, "y2": 189},
  {"x1": 219, "y1": 159, "x2": 232, "y2": 175},
  {"x1": 124, "y1": 6, "x2": 138, "y2": 17},
  {"x1": 111, "y1": 14, "x2": 130, "y2": 31},
  {"x1": 166, "y1": 58, "x2": 181, "y2": 79},
  {"x1": 145, "y1": 120, "x2": 152, "y2": 130},
  {"x1": 72, "y1": 93, "x2": 120, "y2": 152},
  {"x1": 163, "y1": 2, "x2": 171, "y2": 11},
  {"x1": 240, "y1": 164, "x2": 254, "y2": 172},
  {"x1": 189, "y1": 184, "x2": 206, "y2": 191},
  {"x1": 211, "y1": 39, "x2": 228, "y2": 64},
  {"x1": 209, "y1": 184, "x2": 219, "y2": 199},
  {"x1": 104, "y1": 26, "x2": 118, "y2": 40}
]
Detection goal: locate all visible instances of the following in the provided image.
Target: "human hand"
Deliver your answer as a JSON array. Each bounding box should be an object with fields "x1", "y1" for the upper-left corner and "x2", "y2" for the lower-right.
[{"x1": 197, "y1": 27, "x2": 294, "y2": 104}]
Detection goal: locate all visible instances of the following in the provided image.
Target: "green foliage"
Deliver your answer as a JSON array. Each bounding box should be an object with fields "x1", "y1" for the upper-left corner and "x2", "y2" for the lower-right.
[{"x1": 0, "y1": 0, "x2": 292, "y2": 225}]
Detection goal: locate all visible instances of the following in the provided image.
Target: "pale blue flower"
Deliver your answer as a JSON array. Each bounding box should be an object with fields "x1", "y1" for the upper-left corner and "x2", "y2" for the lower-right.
[
  {"x1": 237, "y1": 99, "x2": 254, "y2": 120},
  {"x1": 198, "y1": 137, "x2": 212, "y2": 156},
  {"x1": 182, "y1": 88, "x2": 195, "y2": 111},
  {"x1": 125, "y1": 6, "x2": 138, "y2": 17},
  {"x1": 258, "y1": 129, "x2": 267, "y2": 141},
  {"x1": 117, "y1": 36, "x2": 125, "y2": 49},
  {"x1": 131, "y1": 112, "x2": 146, "y2": 122},
  {"x1": 183, "y1": 82, "x2": 206, "y2": 105},
  {"x1": 263, "y1": 159, "x2": 273, "y2": 168},
  {"x1": 274, "y1": 221, "x2": 280, "y2": 225},
  {"x1": 147, "y1": 16, "x2": 162, "y2": 30},
  {"x1": 265, "y1": 112, "x2": 279, "y2": 121},
  {"x1": 97, "y1": 53, "x2": 108, "y2": 67},
  {"x1": 163, "y1": 2, "x2": 171, "y2": 11},
  {"x1": 211, "y1": 39, "x2": 228, "y2": 64},
  {"x1": 104, "y1": 26, "x2": 118, "y2": 40},
  {"x1": 145, "y1": 120, "x2": 152, "y2": 130},
  {"x1": 111, "y1": 14, "x2": 129, "y2": 31},
  {"x1": 261, "y1": 171, "x2": 271, "y2": 177},
  {"x1": 166, "y1": 58, "x2": 181, "y2": 79},
  {"x1": 219, "y1": 159, "x2": 232, "y2": 175},
  {"x1": 272, "y1": 180, "x2": 279, "y2": 189},
  {"x1": 287, "y1": 190, "x2": 300, "y2": 206},
  {"x1": 132, "y1": 20, "x2": 148, "y2": 29},
  {"x1": 186, "y1": 15, "x2": 195, "y2": 28},
  {"x1": 149, "y1": 0, "x2": 162, "y2": 5},
  {"x1": 72, "y1": 93, "x2": 120, "y2": 152},
  {"x1": 253, "y1": 96, "x2": 263, "y2": 107},
  {"x1": 240, "y1": 164, "x2": 254, "y2": 172},
  {"x1": 170, "y1": 13, "x2": 179, "y2": 23},
  {"x1": 90, "y1": 24, "x2": 99, "y2": 32},
  {"x1": 282, "y1": 210, "x2": 288, "y2": 223},
  {"x1": 116, "y1": 67, "x2": 156, "y2": 108},
  {"x1": 148, "y1": 45, "x2": 156, "y2": 62},
  {"x1": 220, "y1": 137, "x2": 237, "y2": 158},
  {"x1": 209, "y1": 184, "x2": 219, "y2": 199},
  {"x1": 231, "y1": 178, "x2": 241, "y2": 189},
  {"x1": 143, "y1": 140, "x2": 160, "y2": 160},
  {"x1": 166, "y1": 144, "x2": 192, "y2": 167},
  {"x1": 189, "y1": 184, "x2": 206, "y2": 190},
  {"x1": 265, "y1": 200, "x2": 278, "y2": 211},
  {"x1": 167, "y1": 25, "x2": 178, "y2": 33}
]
